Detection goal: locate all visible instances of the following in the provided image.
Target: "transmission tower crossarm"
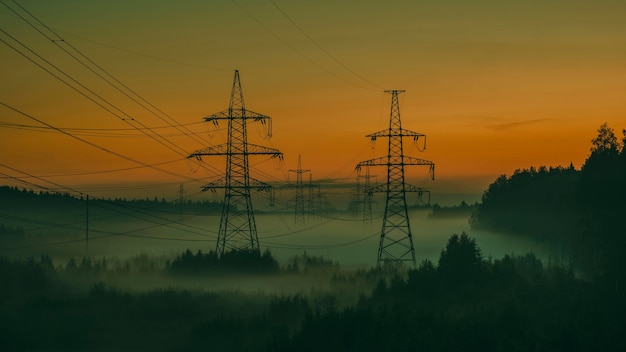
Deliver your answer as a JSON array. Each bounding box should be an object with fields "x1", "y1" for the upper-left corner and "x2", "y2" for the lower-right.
[
  {"x1": 204, "y1": 109, "x2": 271, "y2": 122},
  {"x1": 364, "y1": 181, "x2": 430, "y2": 196},
  {"x1": 247, "y1": 178, "x2": 274, "y2": 192},
  {"x1": 405, "y1": 184, "x2": 431, "y2": 203},
  {"x1": 356, "y1": 156, "x2": 435, "y2": 169},
  {"x1": 188, "y1": 143, "x2": 283, "y2": 159},
  {"x1": 200, "y1": 178, "x2": 226, "y2": 192},
  {"x1": 404, "y1": 184, "x2": 429, "y2": 193},
  {"x1": 246, "y1": 143, "x2": 283, "y2": 157},
  {"x1": 202, "y1": 177, "x2": 273, "y2": 192},
  {"x1": 402, "y1": 156, "x2": 434, "y2": 166},
  {"x1": 355, "y1": 157, "x2": 383, "y2": 171},
  {"x1": 366, "y1": 129, "x2": 426, "y2": 140},
  {"x1": 403, "y1": 156, "x2": 436, "y2": 179},
  {"x1": 366, "y1": 183, "x2": 386, "y2": 193}
]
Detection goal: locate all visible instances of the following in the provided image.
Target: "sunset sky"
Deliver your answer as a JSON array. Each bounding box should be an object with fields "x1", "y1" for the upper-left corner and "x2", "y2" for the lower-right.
[{"x1": 2, "y1": 0, "x2": 626, "y2": 204}]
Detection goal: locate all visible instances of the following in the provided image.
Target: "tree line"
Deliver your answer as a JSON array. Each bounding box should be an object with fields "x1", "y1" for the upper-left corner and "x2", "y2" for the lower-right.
[
  {"x1": 470, "y1": 123, "x2": 626, "y2": 279},
  {"x1": 0, "y1": 185, "x2": 222, "y2": 216}
]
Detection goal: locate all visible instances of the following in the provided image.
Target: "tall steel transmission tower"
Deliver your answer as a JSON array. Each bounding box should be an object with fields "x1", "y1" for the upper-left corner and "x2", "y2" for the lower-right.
[
  {"x1": 356, "y1": 90, "x2": 435, "y2": 267},
  {"x1": 189, "y1": 70, "x2": 283, "y2": 255},
  {"x1": 289, "y1": 155, "x2": 310, "y2": 224}
]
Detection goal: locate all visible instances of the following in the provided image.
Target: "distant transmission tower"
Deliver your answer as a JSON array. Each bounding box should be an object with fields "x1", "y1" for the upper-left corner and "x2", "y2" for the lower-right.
[
  {"x1": 307, "y1": 174, "x2": 323, "y2": 219},
  {"x1": 307, "y1": 174, "x2": 315, "y2": 218},
  {"x1": 356, "y1": 90, "x2": 435, "y2": 267},
  {"x1": 289, "y1": 155, "x2": 310, "y2": 224},
  {"x1": 85, "y1": 194, "x2": 89, "y2": 257},
  {"x1": 352, "y1": 168, "x2": 372, "y2": 221},
  {"x1": 177, "y1": 183, "x2": 185, "y2": 220},
  {"x1": 358, "y1": 166, "x2": 374, "y2": 223},
  {"x1": 189, "y1": 70, "x2": 283, "y2": 255}
]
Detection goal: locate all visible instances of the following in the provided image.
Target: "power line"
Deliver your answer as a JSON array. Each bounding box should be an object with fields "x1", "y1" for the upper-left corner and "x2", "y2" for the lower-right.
[
  {"x1": 263, "y1": 231, "x2": 379, "y2": 250},
  {"x1": 0, "y1": 7, "x2": 218, "y2": 173},
  {"x1": 230, "y1": 0, "x2": 379, "y2": 92},
  {"x1": 259, "y1": 217, "x2": 334, "y2": 239},
  {"x1": 8, "y1": 0, "x2": 217, "y2": 149},
  {"x1": 60, "y1": 30, "x2": 230, "y2": 71},
  {"x1": 1, "y1": 29, "x2": 197, "y2": 159},
  {"x1": 0, "y1": 102, "x2": 205, "y2": 183},
  {"x1": 267, "y1": 0, "x2": 385, "y2": 91},
  {"x1": 0, "y1": 31, "x2": 132, "y2": 121},
  {"x1": 0, "y1": 214, "x2": 213, "y2": 251},
  {"x1": 0, "y1": 162, "x2": 82, "y2": 195},
  {"x1": 0, "y1": 171, "x2": 48, "y2": 190},
  {"x1": 0, "y1": 168, "x2": 219, "y2": 238},
  {"x1": 0, "y1": 182, "x2": 379, "y2": 252},
  {"x1": 0, "y1": 221, "x2": 377, "y2": 252},
  {"x1": 0, "y1": 180, "x2": 220, "y2": 236},
  {"x1": 0, "y1": 123, "x2": 214, "y2": 139},
  {"x1": 0, "y1": 1, "x2": 230, "y2": 71},
  {"x1": 1, "y1": 164, "x2": 382, "y2": 254},
  {"x1": 0, "y1": 158, "x2": 184, "y2": 179},
  {"x1": 3, "y1": 0, "x2": 385, "y2": 188},
  {"x1": 0, "y1": 120, "x2": 208, "y2": 132}
]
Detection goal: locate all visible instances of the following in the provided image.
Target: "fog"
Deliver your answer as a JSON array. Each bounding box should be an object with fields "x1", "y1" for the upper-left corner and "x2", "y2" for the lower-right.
[
  {"x1": 1, "y1": 208, "x2": 555, "y2": 269},
  {"x1": 1, "y1": 196, "x2": 620, "y2": 351}
]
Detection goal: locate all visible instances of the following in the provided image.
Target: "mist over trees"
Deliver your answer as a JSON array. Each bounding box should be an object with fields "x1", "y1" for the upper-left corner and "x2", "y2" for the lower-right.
[
  {"x1": 274, "y1": 234, "x2": 623, "y2": 352},
  {"x1": 2, "y1": 234, "x2": 624, "y2": 351},
  {"x1": 471, "y1": 123, "x2": 626, "y2": 279}
]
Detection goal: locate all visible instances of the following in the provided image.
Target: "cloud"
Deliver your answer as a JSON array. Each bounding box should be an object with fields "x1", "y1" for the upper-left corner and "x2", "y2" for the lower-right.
[{"x1": 485, "y1": 118, "x2": 553, "y2": 132}]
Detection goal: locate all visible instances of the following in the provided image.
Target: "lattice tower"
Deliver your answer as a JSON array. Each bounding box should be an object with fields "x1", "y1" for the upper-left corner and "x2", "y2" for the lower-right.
[
  {"x1": 356, "y1": 90, "x2": 434, "y2": 266},
  {"x1": 188, "y1": 70, "x2": 282, "y2": 255}
]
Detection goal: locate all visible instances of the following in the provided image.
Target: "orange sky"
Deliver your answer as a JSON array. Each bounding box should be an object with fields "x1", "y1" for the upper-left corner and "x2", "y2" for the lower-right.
[{"x1": 2, "y1": 0, "x2": 626, "y2": 203}]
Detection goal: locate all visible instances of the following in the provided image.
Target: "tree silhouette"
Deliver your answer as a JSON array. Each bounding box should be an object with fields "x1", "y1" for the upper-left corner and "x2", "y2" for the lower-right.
[
  {"x1": 438, "y1": 232, "x2": 484, "y2": 286},
  {"x1": 589, "y1": 123, "x2": 621, "y2": 155},
  {"x1": 579, "y1": 123, "x2": 626, "y2": 280},
  {"x1": 581, "y1": 123, "x2": 622, "y2": 207},
  {"x1": 168, "y1": 248, "x2": 279, "y2": 274},
  {"x1": 471, "y1": 123, "x2": 626, "y2": 280}
]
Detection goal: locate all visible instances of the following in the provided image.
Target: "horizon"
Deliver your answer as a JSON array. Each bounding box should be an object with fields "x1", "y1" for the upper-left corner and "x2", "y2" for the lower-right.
[
  {"x1": 2, "y1": 1, "x2": 625, "y2": 202},
  {"x1": 0, "y1": 173, "x2": 494, "y2": 208}
]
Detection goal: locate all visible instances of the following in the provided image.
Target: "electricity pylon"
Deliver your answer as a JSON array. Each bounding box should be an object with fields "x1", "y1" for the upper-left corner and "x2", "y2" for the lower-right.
[
  {"x1": 352, "y1": 166, "x2": 374, "y2": 222},
  {"x1": 356, "y1": 90, "x2": 435, "y2": 267},
  {"x1": 177, "y1": 184, "x2": 185, "y2": 221},
  {"x1": 289, "y1": 155, "x2": 310, "y2": 224},
  {"x1": 358, "y1": 166, "x2": 375, "y2": 223},
  {"x1": 188, "y1": 70, "x2": 282, "y2": 256},
  {"x1": 306, "y1": 174, "x2": 323, "y2": 219}
]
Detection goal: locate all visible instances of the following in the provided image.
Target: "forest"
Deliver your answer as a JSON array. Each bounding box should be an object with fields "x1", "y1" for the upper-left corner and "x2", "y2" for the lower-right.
[
  {"x1": 1, "y1": 123, "x2": 626, "y2": 351},
  {"x1": 1, "y1": 234, "x2": 624, "y2": 351},
  {"x1": 470, "y1": 123, "x2": 626, "y2": 280}
]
